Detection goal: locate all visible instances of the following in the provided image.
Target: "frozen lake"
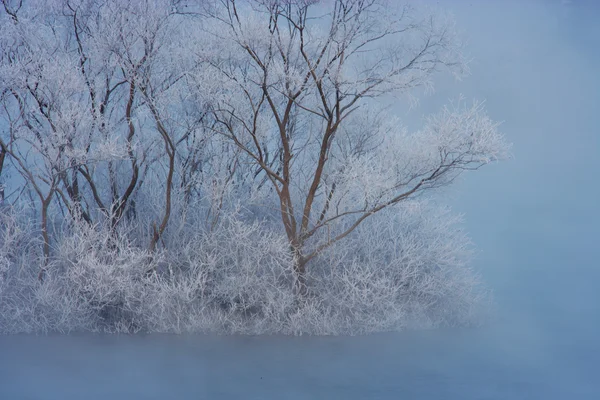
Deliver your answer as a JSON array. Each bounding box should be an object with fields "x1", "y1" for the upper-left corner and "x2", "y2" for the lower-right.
[{"x1": 1, "y1": 0, "x2": 599, "y2": 398}]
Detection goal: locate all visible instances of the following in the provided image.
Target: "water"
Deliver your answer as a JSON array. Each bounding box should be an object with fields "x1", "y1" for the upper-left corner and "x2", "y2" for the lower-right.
[
  {"x1": 0, "y1": 327, "x2": 594, "y2": 399},
  {"x1": 1, "y1": 0, "x2": 599, "y2": 398}
]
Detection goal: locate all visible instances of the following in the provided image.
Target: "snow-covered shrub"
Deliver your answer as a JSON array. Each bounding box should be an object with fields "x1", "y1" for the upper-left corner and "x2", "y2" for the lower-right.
[
  {"x1": 0, "y1": 201, "x2": 485, "y2": 335},
  {"x1": 0, "y1": 208, "x2": 81, "y2": 334},
  {"x1": 139, "y1": 212, "x2": 296, "y2": 334},
  {"x1": 279, "y1": 201, "x2": 485, "y2": 335},
  {"x1": 315, "y1": 202, "x2": 485, "y2": 332},
  {"x1": 0, "y1": 214, "x2": 150, "y2": 333},
  {"x1": 52, "y1": 220, "x2": 158, "y2": 333}
]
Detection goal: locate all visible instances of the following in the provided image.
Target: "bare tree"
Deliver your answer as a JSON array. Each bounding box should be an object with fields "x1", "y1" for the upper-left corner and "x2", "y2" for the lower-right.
[
  {"x1": 0, "y1": 0, "x2": 208, "y2": 267},
  {"x1": 194, "y1": 0, "x2": 508, "y2": 293}
]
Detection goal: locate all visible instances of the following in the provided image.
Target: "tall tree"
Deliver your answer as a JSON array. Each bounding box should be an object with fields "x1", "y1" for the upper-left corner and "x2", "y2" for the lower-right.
[{"x1": 193, "y1": 0, "x2": 508, "y2": 293}]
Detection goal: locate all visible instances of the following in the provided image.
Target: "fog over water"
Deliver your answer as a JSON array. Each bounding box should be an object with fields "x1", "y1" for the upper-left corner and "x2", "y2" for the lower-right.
[{"x1": 1, "y1": 0, "x2": 599, "y2": 398}]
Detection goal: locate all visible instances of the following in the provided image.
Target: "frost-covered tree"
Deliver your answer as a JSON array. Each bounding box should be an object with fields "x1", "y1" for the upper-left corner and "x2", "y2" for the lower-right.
[
  {"x1": 0, "y1": 0, "x2": 509, "y2": 334},
  {"x1": 0, "y1": 0, "x2": 209, "y2": 274},
  {"x1": 191, "y1": 0, "x2": 508, "y2": 293}
]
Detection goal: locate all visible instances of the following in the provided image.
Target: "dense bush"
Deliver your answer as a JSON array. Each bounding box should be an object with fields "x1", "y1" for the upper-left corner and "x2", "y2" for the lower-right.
[{"x1": 0, "y1": 201, "x2": 486, "y2": 335}]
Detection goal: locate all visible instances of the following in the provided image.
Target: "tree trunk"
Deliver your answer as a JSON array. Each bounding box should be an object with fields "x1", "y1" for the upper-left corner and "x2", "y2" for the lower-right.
[
  {"x1": 293, "y1": 251, "x2": 308, "y2": 297},
  {"x1": 38, "y1": 194, "x2": 53, "y2": 282}
]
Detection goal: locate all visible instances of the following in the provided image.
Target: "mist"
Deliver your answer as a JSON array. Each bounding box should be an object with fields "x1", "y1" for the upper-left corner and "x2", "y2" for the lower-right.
[
  {"x1": 442, "y1": 0, "x2": 600, "y2": 361},
  {"x1": 1, "y1": 0, "x2": 598, "y2": 398}
]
